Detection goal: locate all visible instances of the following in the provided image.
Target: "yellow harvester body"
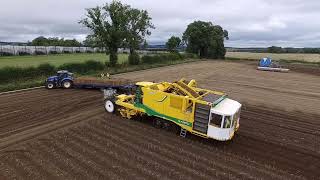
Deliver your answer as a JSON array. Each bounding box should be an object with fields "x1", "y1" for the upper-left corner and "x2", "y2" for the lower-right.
[{"x1": 108, "y1": 79, "x2": 241, "y2": 141}]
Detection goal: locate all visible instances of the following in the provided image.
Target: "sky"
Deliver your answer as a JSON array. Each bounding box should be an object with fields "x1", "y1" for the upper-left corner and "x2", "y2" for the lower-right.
[{"x1": 0, "y1": 0, "x2": 319, "y2": 47}]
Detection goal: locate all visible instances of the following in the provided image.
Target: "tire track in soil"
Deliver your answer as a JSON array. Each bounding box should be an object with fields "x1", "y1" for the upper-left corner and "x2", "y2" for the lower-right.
[
  {"x1": 90, "y1": 118, "x2": 280, "y2": 179},
  {"x1": 0, "y1": 160, "x2": 24, "y2": 180},
  {"x1": 1, "y1": 153, "x2": 44, "y2": 179},
  {"x1": 0, "y1": 89, "x2": 101, "y2": 138},
  {"x1": 66, "y1": 128, "x2": 159, "y2": 180},
  {"x1": 37, "y1": 139, "x2": 107, "y2": 180},
  {"x1": 98, "y1": 117, "x2": 301, "y2": 180},
  {"x1": 73, "y1": 124, "x2": 193, "y2": 180},
  {"x1": 100, "y1": 113, "x2": 308, "y2": 179},
  {"x1": 31, "y1": 140, "x2": 84, "y2": 180},
  {"x1": 94, "y1": 119, "x2": 254, "y2": 179},
  {"x1": 54, "y1": 129, "x2": 141, "y2": 179},
  {"x1": 0, "y1": 101, "x2": 100, "y2": 138},
  {"x1": 25, "y1": 142, "x2": 73, "y2": 179},
  {"x1": 48, "y1": 137, "x2": 113, "y2": 179},
  {"x1": 227, "y1": 133, "x2": 316, "y2": 178}
]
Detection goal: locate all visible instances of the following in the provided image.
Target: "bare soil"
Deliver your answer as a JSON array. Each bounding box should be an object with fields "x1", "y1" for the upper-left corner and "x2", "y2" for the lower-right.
[{"x1": 0, "y1": 61, "x2": 319, "y2": 179}]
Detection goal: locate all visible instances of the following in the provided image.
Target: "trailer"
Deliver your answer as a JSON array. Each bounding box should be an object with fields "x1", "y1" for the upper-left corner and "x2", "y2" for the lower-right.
[
  {"x1": 103, "y1": 79, "x2": 242, "y2": 141},
  {"x1": 257, "y1": 57, "x2": 289, "y2": 72},
  {"x1": 45, "y1": 70, "x2": 134, "y2": 91}
]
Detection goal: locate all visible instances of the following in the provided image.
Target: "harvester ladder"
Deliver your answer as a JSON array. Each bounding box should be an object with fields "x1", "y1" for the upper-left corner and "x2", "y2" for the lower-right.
[
  {"x1": 193, "y1": 103, "x2": 210, "y2": 134},
  {"x1": 180, "y1": 128, "x2": 187, "y2": 138}
]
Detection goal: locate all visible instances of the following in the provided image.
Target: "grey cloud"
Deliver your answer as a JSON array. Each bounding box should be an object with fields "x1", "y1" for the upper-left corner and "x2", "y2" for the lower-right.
[{"x1": 0, "y1": 0, "x2": 319, "y2": 47}]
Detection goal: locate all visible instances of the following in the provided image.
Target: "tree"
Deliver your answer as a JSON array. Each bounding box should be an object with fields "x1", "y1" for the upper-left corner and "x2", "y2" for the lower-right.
[
  {"x1": 31, "y1": 36, "x2": 81, "y2": 47},
  {"x1": 80, "y1": 1, "x2": 154, "y2": 66},
  {"x1": 166, "y1": 36, "x2": 181, "y2": 52},
  {"x1": 126, "y1": 8, "x2": 154, "y2": 55},
  {"x1": 64, "y1": 39, "x2": 81, "y2": 47},
  {"x1": 80, "y1": 1, "x2": 131, "y2": 66},
  {"x1": 182, "y1": 21, "x2": 229, "y2": 59},
  {"x1": 32, "y1": 36, "x2": 49, "y2": 46},
  {"x1": 83, "y1": 35, "x2": 103, "y2": 48},
  {"x1": 267, "y1": 46, "x2": 283, "y2": 53}
]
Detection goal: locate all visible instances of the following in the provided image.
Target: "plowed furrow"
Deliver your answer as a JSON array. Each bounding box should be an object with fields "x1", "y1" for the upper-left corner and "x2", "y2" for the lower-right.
[
  {"x1": 73, "y1": 125, "x2": 186, "y2": 179},
  {"x1": 36, "y1": 139, "x2": 97, "y2": 179},
  {"x1": 100, "y1": 115, "x2": 307, "y2": 179},
  {"x1": 230, "y1": 133, "x2": 319, "y2": 178},
  {"x1": 242, "y1": 110, "x2": 319, "y2": 133},
  {"x1": 2, "y1": 152, "x2": 44, "y2": 179},
  {"x1": 66, "y1": 129, "x2": 156, "y2": 180},
  {"x1": 0, "y1": 160, "x2": 24, "y2": 180},
  {"x1": 26, "y1": 142, "x2": 74, "y2": 179},
  {"x1": 48, "y1": 135, "x2": 113, "y2": 179},
  {"x1": 98, "y1": 118, "x2": 300, "y2": 180},
  {"x1": 91, "y1": 120, "x2": 261, "y2": 179},
  {"x1": 244, "y1": 104, "x2": 320, "y2": 126}
]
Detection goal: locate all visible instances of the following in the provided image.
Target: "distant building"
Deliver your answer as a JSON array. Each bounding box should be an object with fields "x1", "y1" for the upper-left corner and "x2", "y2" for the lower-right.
[{"x1": 0, "y1": 41, "x2": 29, "y2": 46}]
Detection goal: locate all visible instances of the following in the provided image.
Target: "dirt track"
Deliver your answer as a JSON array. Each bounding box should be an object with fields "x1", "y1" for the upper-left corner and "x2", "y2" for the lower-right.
[{"x1": 0, "y1": 61, "x2": 319, "y2": 179}]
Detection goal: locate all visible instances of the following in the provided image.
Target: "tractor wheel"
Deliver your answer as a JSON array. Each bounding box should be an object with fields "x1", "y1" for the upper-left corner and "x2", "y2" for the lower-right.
[
  {"x1": 104, "y1": 99, "x2": 117, "y2": 113},
  {"x1": 62, "y1": 80, "x2": 72, "y2": 89},
  {"x1": 46, "y1": 82, "x2": 55, "y2": 89}
]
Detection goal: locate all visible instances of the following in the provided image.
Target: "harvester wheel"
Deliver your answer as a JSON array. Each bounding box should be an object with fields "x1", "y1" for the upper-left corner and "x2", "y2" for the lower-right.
[
  {"x1": 104, "y1": 99, "x2": 117, "y2": 113},
  {"x1": 62, "y1": 80, "x2": 72, "y2": 89},
  {"x1": 153, "y1": 118, "x2": 162, "y2": 128},
  {"x1": 46, "y1": 82, "x2": 55, "y2": 89}
]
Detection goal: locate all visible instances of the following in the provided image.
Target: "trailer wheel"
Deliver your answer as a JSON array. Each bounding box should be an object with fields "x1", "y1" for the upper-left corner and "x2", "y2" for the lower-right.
[
  {"x1": 62, "y1": 80, "x2": 72, "y2": 89},
  {"x1": 46, "y1": 82, "x2": 55, "y2": 89},
  {"x1": 104, "y1": 99, "x2": 116, "y2": 113}
]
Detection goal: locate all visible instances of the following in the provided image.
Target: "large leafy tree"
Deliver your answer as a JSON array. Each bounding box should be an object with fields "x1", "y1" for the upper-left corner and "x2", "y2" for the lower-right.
[
  {"x1": 166, "y1": 36, "x2": 181, "y2": 52},
  {"x1": 183, "y1": 21, "x2": 229, "y2": 59},
  {"x1": 80, "y1": 1, "x2": 130, "y2": 66},
  {"x1": 80, "y1": 0, "x2": 153, "y2": 66},
  {"x1": 126, "y1": 8, "x2": 154, "y2": 55}
]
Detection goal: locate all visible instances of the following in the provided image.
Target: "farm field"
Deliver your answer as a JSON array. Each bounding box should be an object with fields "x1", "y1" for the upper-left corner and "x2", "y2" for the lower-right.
[
  {"x1": 0, "y1": 61, "x2": 319, "y2": 179},
  {"x1": 0, "y1": 53, "x2": 128, "y2": 68},
  {"x1": 226, "y1": 52, "x2": 320, "y2": 63}
]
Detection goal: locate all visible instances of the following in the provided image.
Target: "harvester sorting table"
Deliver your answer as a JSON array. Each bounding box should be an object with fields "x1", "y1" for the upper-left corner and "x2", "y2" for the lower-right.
[{"x1": 103, "y1": 79, "x2": 242, "y2": 141}]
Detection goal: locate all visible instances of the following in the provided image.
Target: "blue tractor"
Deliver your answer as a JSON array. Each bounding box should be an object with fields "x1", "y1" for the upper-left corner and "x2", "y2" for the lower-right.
[{"x1": 45, "y1": 70, "x2": 74, "y2": 89}]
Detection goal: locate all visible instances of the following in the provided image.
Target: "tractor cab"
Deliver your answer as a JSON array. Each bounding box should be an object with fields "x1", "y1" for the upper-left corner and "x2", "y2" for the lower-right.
[
  {"x1": 56, "y1": 70, "x2": 73, "y2": 79},
  {"x1": 45, "y1": 70, "x2": 74, "y2": 89}
]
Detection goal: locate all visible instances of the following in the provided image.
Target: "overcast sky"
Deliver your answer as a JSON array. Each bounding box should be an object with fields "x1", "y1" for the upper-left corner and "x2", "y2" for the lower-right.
[{"x1": 0, "y1": 0, "x2": 319, "y2": 47}]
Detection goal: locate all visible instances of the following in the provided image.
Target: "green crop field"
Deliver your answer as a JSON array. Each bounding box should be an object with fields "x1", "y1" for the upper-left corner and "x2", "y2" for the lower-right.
[
  {"x1": 226, "y1": 52, "x2": 320, "y2": 63},
  {"x1": 0, "y1": 53, "x2": 129, "y2": 68}
]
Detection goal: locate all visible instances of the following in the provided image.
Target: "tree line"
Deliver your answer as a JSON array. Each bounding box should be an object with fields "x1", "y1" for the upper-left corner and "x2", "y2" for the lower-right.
[
  {"x1": 80, "y1": 0, "x2": 229, "y2": 66},
  {"x1": 267, "y1": 46, "x2": 320, "y2": 54},
  {"x1": 231, "y1": 46, "x2": 320, "y2": 54},
  {"x1": 31, "y1": 36, "x2": 82, "y2": 47}
]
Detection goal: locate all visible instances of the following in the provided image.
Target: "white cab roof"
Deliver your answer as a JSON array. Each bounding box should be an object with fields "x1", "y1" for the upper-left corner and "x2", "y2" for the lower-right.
[{"x1": 211, "y1": 98, "x2": 241, "y2": 116}]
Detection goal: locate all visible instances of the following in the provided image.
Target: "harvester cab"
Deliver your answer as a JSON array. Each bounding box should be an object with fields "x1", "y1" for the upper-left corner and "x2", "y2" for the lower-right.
[
  {"x1": 257, "y1": 57, "x2": 289, "y2": 72},
  {"x1": 45, "y1": 70, "x2": 74, "y2": 89}
]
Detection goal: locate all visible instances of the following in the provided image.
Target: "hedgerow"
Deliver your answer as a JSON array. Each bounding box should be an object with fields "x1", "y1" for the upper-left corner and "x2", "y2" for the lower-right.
[{"x1": 0, "y1": 60, "x2": 105, "y2": 84}]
